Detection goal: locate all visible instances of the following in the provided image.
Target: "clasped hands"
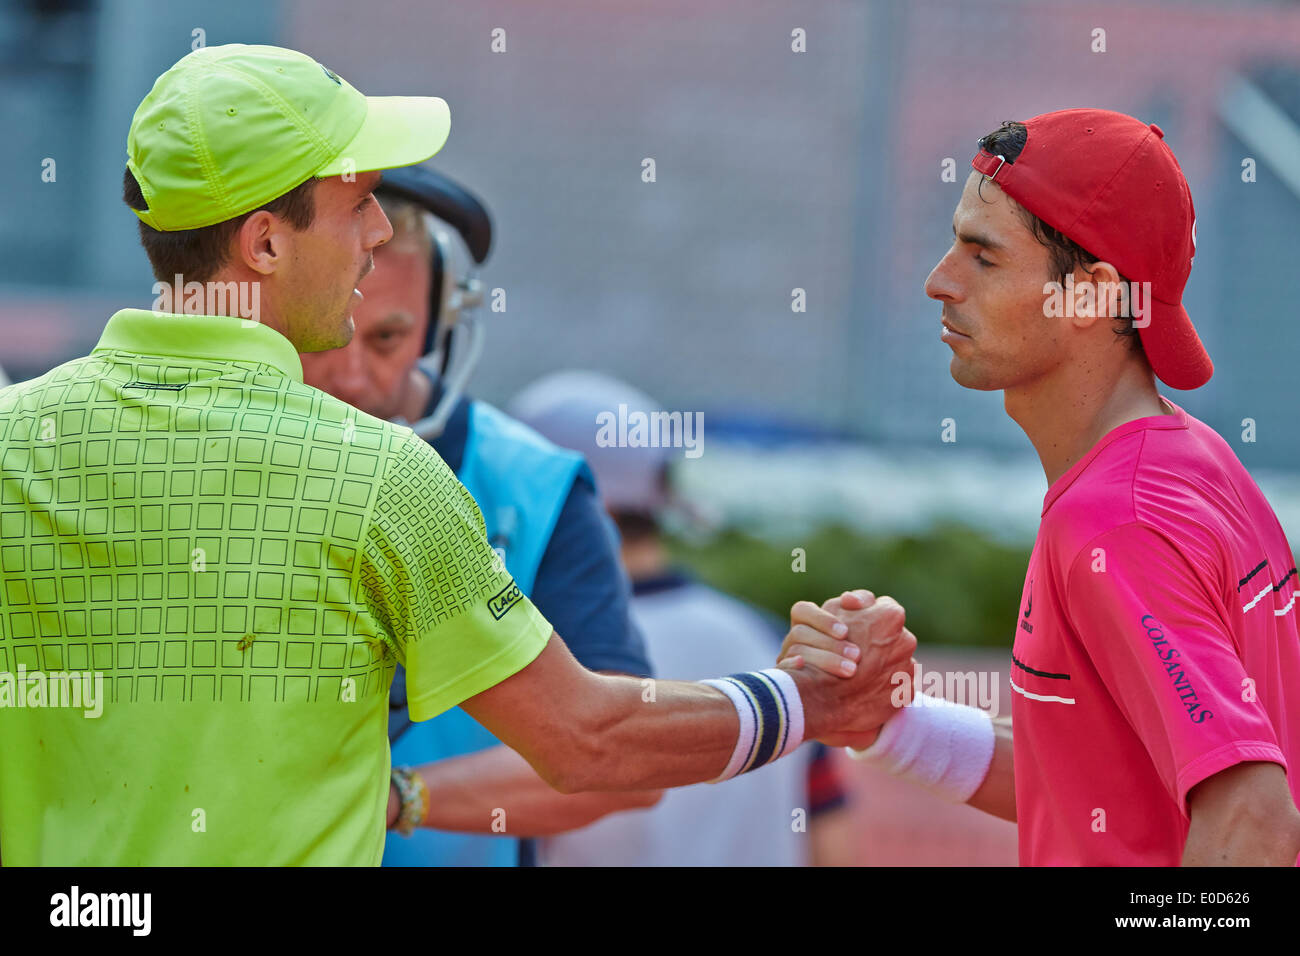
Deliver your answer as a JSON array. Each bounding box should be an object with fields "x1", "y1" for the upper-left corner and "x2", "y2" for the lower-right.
[{"x1": 777, "y1": 589, "x2": 917, "y2": 750}]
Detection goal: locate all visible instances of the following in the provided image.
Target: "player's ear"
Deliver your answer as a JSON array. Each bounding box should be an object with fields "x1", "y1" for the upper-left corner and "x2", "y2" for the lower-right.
[
  {"x1": 1092, "y1": 260, "x2": 1129, "y2": 323},
  {"x1": 1085, "y1": 260, "x2": 1122, "y2": 290},
  {"x1": 235, "y1": 210, "x2": 285, "y2": 277},
  {"x1": 1069, "y1": 260, "x2": 1125, "y2": 328}
]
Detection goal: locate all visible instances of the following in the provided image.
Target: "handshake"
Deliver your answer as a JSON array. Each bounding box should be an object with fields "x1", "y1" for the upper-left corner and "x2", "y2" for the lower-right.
[{"x1": 775, "y1": 589, "x2": 917, "y2": 751}]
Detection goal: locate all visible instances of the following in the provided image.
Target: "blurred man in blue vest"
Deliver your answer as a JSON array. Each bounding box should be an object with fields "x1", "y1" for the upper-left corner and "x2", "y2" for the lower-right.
[
  {"x1": 512, "y1": 371, "x2": 855, "y2": 865},
  {"x1": 299, "y1": 166, "x2": 659, "y2": 866}
]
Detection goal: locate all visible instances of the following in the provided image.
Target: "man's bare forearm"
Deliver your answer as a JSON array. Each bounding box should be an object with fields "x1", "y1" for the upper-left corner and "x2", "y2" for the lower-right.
[
  {"x1": 411, "y1": 744, "x2": 661, "y2": 835},
  {"x1": 1182, "y1": 761, "x2": 1300, "y2": 865},
  {"x1": 461, "y1": 633, "x2": 867, "y2": 793},
  {"x1": 545, "y1": 675, "x2": 742, "y2": 792},
  {"x1": 966, "y1": 717, "x2": 1016, "y2": 822},
  {"x1": 462, "y1": 620, "x2": 908, "y2": 794},
  {"x1": 461, "y1": 636, "x2": 739, "y2": 792}
]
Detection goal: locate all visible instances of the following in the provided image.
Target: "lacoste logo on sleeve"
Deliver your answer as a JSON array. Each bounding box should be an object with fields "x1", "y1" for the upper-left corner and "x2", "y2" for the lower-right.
[{"x1": 488, "y1": 580, "x2": 523, "y2": 620}]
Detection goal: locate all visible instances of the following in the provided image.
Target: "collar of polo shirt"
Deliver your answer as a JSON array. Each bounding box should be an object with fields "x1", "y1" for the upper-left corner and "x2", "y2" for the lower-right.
[{"x1": 93, "y1": 309, "x2": 305, "y2": 383}]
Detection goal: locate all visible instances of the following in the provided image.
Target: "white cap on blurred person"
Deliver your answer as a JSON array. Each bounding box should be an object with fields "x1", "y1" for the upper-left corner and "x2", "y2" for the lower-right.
[{"x1": 508, "y1": 370, "x2": 672, "y2": 515}]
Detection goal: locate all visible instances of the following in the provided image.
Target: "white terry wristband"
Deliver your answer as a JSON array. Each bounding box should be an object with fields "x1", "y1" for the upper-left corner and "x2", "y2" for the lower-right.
[
  {"x1": 701, "y1": 668, "x2": 805, "y2": 783},
  {"x1": 847, "y1": 695, "x2": 995, "y2": 803}
]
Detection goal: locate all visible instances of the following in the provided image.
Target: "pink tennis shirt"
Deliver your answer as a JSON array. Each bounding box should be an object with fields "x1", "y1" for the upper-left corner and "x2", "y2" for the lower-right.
[{"x1": 1011, "y1": 400, "x2": 1299, "y2": 865}]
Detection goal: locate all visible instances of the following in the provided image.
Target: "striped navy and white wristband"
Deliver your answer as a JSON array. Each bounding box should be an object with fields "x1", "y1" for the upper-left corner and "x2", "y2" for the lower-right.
[{"x1": 700, "y1": 668, "x2": 805, "y2": 782}]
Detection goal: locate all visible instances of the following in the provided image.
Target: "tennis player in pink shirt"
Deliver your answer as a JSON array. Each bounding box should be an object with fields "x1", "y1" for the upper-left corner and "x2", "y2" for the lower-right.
[{"x1": 781, "y1": 108, "x2": 1300, "y2": 865}]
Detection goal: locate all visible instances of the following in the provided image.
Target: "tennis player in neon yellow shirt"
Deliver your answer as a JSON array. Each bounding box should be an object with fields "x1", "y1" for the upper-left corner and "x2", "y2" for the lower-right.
[{"x1": 0, "y1": 44, "x2": 910, "y2": 865}]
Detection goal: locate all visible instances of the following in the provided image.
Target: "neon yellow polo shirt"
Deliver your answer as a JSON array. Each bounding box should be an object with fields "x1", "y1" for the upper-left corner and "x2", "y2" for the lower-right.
[{"x1": 0, "y1": 309, "x2": 551, "y2": 865}]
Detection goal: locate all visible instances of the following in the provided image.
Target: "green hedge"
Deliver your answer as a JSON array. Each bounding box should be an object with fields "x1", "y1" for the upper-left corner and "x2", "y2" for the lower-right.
[{"x1": 666, "y1": 522, "x2": 1031, "y2": 648}]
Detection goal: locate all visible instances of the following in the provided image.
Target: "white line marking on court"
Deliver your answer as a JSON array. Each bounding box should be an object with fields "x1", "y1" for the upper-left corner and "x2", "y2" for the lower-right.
[{"x1": 1010, "y1": 678, "x2": 1075, "y2": 705}]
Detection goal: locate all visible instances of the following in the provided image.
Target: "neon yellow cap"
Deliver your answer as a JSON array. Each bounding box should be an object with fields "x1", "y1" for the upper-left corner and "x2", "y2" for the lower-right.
[{"x1": 126, "y1": 43, "x2": 451, "y2": 231}]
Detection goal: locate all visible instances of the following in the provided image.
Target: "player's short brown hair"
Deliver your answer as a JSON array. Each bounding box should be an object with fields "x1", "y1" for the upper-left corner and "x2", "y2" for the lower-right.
[
  {"x1": 122, "y1": 167, "x2": 318, "y2": 283},
  {"x1": 977, "y1": 121, "x2": 1145, "y2": 353}
]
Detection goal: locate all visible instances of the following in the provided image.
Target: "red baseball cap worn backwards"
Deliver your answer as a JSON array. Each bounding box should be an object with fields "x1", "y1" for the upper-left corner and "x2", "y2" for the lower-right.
[{"x1": 971, "y1": 108, "x2": 1212, "y2": 390}]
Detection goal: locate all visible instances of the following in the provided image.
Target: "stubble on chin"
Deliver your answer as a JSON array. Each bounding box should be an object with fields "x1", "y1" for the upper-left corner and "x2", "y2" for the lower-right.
[
  {"x1": 949, "y1": 356, "x2": 1002, "y2": 392},
  {"x1": 295, "y1": 311, "x2": 354, "y2": 354}
]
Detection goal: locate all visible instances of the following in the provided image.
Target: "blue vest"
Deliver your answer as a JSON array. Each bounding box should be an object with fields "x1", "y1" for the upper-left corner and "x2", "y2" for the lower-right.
[{"x1": 383, "y1": 400, "x2": 589, "y2": 867}]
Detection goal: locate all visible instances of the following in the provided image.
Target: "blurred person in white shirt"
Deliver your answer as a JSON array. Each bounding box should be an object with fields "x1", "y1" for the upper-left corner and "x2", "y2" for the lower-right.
[{"x1": 511, "y1": 371, "x2": 855, "y2": 866}]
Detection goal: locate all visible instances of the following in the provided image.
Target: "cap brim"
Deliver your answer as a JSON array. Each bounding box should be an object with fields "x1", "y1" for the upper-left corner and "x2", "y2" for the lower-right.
[
  {"x1": 316, "y1": 95, "x2": 451, "y2": 177},
  {"x1": 1139, "y1": 297, "x2": 1213, "y2": 390}
]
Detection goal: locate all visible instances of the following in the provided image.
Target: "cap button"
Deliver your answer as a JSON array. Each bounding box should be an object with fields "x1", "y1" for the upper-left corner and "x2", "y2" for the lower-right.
[{"x1": 1149, "y1": 123, "x2": 1165, "y2": 138}]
